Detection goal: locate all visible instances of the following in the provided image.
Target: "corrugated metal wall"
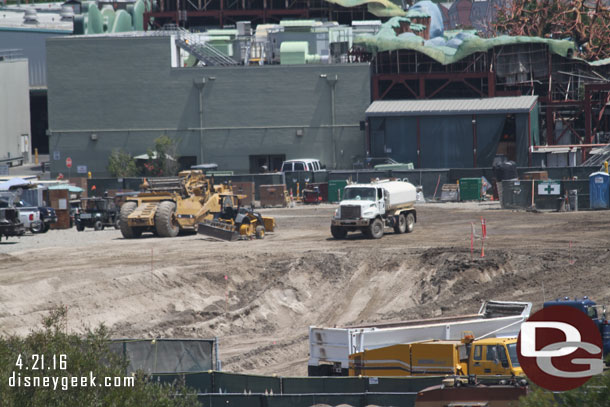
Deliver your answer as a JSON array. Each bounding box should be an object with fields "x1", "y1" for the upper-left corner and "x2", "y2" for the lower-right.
[
  {"x1": 0, "y1": 58, "x2": 30, "y2": 161},
  {"x1": 47, "y1": 36, "x2": 371, "y2": 177}
]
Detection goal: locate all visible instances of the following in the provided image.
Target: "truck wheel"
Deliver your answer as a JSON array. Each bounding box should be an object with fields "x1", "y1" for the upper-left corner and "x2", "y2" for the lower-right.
[
  {"x1": 405, "y1": 213, "x2": 415, "y2": 233},
  {"x1": 369, "y1": 218, "x2": 384, "y2": 239},
  {"x1": 120, "y1": 202, "x2": 141, "y2": 239},
  {"x1": 114, "y1": 218, "x2": 120, "y2": 230},
  {"x1": 41, "y1": 223, "x2": 49, "y2": 233},
  {"x1": 255, "y1": 225, "x2": 265, "y2": 239},
  {"x1": 94, "y1": 220, "x2": 104, "y2": 231},
  {"x1": 331, "y1": 225, "x2": 347, "y2": 239},
  {"x1": 155, "y1": 201, "x2": 179, "y2": 238},
  {"x1": 393, "y1": 214, "x2": 407, "y2": 234},
  {"x1": 76, "y1": 223, "x2": 85, "y2": 232},
  {"x1": 30, "y1": 221, "x2": 44, "y2": 234}
]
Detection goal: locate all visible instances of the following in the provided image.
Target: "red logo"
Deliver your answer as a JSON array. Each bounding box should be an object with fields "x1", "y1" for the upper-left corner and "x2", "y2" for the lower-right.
[
  {"x1": 66, "y1": 157, "x2": 72, "y2": 168},
  {"x1": 517, "y1": 305, "x2": 603, "y2": 391}
]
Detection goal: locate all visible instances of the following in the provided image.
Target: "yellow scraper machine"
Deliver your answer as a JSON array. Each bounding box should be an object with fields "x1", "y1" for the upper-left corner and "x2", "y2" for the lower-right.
[{"x1": 120, "y1": 170, "x2": 275, "y2": 240}]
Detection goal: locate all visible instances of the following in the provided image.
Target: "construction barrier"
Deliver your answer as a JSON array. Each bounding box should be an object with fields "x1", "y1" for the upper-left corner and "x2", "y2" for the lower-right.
[
  {"x1": 500, "y1": 179, "x2": 589, "y2": 210},
  {"x1": 110, "y1": 338, "x2": 216, "y2": 374}
]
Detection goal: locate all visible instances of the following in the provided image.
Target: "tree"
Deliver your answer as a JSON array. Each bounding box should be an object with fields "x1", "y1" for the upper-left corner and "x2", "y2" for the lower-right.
[
  {"x1": 143, "y1": 135, "x2": 179, "y2": 177},
  {"x1": 493, "y1": 0, "x2": 610, "y2": 61},
  {"x1": 0, "y1": 307, "x2": 199, "y2": 407},
  {"x1": 107, "y1": 149, "x2": 138, "y2": 178},
  {"x1": 520, "y1": 373, "x2": 610, "y2": 407}
]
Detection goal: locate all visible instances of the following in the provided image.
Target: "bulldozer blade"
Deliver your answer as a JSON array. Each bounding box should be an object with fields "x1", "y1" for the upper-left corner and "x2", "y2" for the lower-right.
[{"x1": 197, "y1": 220, "x2": 240, "y2": 241}]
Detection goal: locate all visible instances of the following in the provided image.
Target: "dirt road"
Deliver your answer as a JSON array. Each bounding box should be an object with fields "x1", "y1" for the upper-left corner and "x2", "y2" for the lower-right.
[{"x1": 1, "y1": 202, "x2": 609, "y2": 376}]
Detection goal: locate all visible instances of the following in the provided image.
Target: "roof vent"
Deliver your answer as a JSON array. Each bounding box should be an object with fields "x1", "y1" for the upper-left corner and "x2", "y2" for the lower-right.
[
  {"x1": 60, "y1": 5, "x2": 74, "y2": 21},
  {"x1": 23, "y1": 8, "x2": 39, "y2": 24}
]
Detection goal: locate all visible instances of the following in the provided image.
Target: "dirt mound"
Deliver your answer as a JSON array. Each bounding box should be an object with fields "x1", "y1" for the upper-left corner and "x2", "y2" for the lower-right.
[{"x1": 2, "y1": 205, "x2": 609, "y2": 376}]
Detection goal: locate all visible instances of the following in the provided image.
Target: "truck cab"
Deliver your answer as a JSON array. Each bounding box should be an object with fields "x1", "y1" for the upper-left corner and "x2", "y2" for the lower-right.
[
  {"x1": 349, "y1": 337, "x2": 522, "y2": 377},
  {"x1": 467, "y1": 337, "x2": 522, "y2": 376},
  {"x1": 543, "y1": 296, "x2": 610, "y2": 356},
  {"x1": 331, "y1": 180, "x2": 416, "y2": 239}
]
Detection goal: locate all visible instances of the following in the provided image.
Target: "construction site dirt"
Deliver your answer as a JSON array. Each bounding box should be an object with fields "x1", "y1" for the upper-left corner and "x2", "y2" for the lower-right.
[{"x1": 1, "y1": 202, "x2": 609, "y2": 376}]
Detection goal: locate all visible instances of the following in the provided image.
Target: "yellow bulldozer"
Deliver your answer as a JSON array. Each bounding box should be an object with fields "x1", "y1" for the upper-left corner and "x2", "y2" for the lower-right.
[{"x1": 120, "y1": 170, "x2": 275, "y2": 240}]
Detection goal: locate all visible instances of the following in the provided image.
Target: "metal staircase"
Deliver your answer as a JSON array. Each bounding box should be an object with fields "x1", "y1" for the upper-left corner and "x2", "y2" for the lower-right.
[{"x1": 169, "y1": 26, "x2": 238, "y2": 66}]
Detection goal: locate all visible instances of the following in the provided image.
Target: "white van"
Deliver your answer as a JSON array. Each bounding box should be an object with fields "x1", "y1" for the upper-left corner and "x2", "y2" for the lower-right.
[{"x1": 281, "y1": 159, "x2": 324, "y2": 172}]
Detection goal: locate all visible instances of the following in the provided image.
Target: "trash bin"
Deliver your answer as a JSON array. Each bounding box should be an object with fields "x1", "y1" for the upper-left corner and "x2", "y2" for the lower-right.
[
  {"x1": 568, "y1": 190, "x2": 578, "y2": 211},
  {"x1": 589, "y1": 172, "x2": 609, "y2": 209}
]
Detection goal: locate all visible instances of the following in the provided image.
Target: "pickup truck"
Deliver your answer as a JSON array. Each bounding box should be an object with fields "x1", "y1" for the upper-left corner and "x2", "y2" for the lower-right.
[{"x1": 0, "y1": 195, "x2": 56, "y2": 233}]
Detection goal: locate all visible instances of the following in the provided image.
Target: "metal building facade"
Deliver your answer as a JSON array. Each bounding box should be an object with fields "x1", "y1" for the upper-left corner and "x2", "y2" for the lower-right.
[
  {"x1": 366, "y1": 96, "x2": 540, "y2": 168},
  {"x1": 0, "y1": 58, "x2": 31, "y2": 164},
  {"x1": 47, "y1": 35, "x2": 370, "y2": 177}
]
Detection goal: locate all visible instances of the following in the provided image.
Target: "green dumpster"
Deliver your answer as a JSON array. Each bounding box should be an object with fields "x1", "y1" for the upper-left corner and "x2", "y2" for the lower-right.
[
  {"x1": 328, "y1": 180, "x2": 348, "y2": 203},
  {"x1": 459, "y1": 178, "x2": 482, "y2": 201}
]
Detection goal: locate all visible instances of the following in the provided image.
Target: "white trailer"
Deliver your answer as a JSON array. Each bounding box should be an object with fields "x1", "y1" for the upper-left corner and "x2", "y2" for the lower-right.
[{"x1": 308, "y1": 300, "x2": 532, "y2": 376}]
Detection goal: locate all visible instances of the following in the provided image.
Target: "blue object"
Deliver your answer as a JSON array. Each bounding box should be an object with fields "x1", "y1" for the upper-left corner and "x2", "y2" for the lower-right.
[
  {"x1": 544, "y1": 297, "x2": 610, "y2": 357},
  {"x1": 589, "y1": 171, "x2": 609, "y2": 209},
  {"x1": 408, "y1": 1, "x2": 444, "y2": 38}
]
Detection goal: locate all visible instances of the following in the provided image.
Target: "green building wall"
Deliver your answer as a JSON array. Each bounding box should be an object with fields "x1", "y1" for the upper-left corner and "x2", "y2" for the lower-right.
[{"x1": 46, "y1": 36, "x2": 370, "y2": 177}]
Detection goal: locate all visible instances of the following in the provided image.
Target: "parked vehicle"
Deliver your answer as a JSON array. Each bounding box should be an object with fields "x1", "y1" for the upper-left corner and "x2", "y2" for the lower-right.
[
  {"x1": 120, "y1": 170, "x2": 232, "y2": 238},
  {"x1": 14, "y1": 199, "x2": 56, "y2": 233},
  {"x1": 353, "y1": 157, "x2": 413, "y2": 170},
  {"x1": 331, "y1": 180, "x2": 417, "y2": 239},
  {"x1": 0, "y1": 193, "x2": 26, "y2": 241},
  {"x1": 544, "y1": 296, "x2": 610, "y2": 357},
  {"x1": 308, "y1": 300, "x2": 532, "y2": 376},
  {"x1": 75, "y1": 197, "x2": 119, "y2": 231},
  {"x1": 349, "y1": 336, "x2": 522, "y2": 377},
  {"x1": 281, "y1": 159, "x2": 324, "y2": 172}
]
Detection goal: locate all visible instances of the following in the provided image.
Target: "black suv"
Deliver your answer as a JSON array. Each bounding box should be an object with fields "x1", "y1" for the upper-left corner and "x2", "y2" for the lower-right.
[{"x1": 75, "y1": 197, "x2": 120, "y2": 231}]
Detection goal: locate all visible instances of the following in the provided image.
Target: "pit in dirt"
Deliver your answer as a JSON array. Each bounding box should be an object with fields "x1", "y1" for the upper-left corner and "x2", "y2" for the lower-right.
[{"x1": 0, "y1": 204, "x2": 608, "y2": 376}]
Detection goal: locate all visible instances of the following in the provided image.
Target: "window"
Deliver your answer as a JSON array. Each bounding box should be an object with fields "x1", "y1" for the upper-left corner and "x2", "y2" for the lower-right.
[
  {"x1": 293, "y1": 162, "x2": 305, "y2": 171},
  {"x1": 485, "y1": 345, "x2": 498, "y2": 362},
  {"x1": 250, "y1": 154, "x2": 286, "y2": 173},
  {"x1": 377, "y1": 188, "x2": 383, "y2": 199},
  {"x1": 473, "y1": 345, "x2": 482, "y2": 361},
  {"x1": 497, "y1": 345, "x2": 509, "y2": 368}
]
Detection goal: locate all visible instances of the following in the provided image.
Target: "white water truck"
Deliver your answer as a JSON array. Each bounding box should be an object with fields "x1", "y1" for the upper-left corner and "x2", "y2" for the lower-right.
[{"x1": 330, "y1": 180, "x2": 417, "y2": 239}]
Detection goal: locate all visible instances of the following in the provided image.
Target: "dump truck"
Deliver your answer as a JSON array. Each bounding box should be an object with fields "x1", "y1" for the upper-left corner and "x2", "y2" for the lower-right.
[
  {"x1": 120, "y1": 170, "x2": 234, "y2": 238},
  {"x1": 331, "y1": 180, "x2": 416, "y2": 239},
  {"x1": 349, "y1": 336, "x2": 523, "y2": 377},
  {"x1": 543, "y1": 296, "x2": 610, "y2": 357},
  {"x1": 308, "y1": 300, "x2": 532, "y2": 376}
]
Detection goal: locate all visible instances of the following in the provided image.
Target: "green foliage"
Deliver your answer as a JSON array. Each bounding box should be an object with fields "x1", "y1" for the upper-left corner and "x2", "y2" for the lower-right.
[
  {"x1": 107, "y1": 149, "x2": 138, "y2": 178},
  {"x1": 143, "y1": 135, "x2": 179, "y2": 177},
  {"x1": 521, "y1": 373, "x2": 610, "y2": 407},
  {"x1": 0, "y1": 306, "x2": 200, "y2": 407}
]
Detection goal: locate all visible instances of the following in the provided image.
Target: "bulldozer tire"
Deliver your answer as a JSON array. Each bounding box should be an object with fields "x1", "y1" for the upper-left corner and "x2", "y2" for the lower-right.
[
  {"x1": 393, "y1": 214, "x2": 406, "y2": 234},
  {"x1": 331, "y1": 225, "x2": 347, "y2": 239},
  {"x1": 155, "y1": 201, "x2": 179, "y2": 238},
  {"x1": 120, "y1": 202, "x2": 141, "y2": 239},
  {"x1": 369, "y1": 218, "x2": 384, "y2": 239},
  {"x1": 255, "y1": 225, "x2": 265, "y2": 239},
  {"x1": 405, "y1": 213, "x2": 415, "y2": 233}
]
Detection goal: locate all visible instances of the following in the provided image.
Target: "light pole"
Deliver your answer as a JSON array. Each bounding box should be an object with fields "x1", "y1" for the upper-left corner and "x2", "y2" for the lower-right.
[
  {"x1": 324, "y1": 74, "x2": 339, "y2": 169},
  {"x1": 193, "y1": 77, "x2": 206, "y2": 164}
]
